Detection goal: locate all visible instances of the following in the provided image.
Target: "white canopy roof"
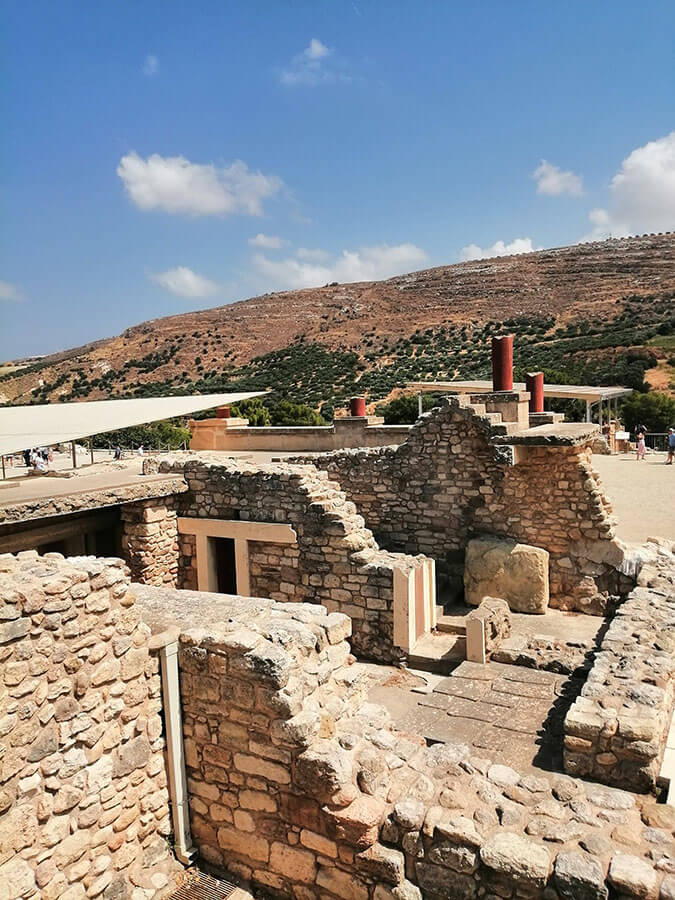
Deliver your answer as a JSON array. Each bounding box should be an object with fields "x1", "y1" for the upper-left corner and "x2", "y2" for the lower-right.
[
  {"x1": 0, "y1": 392, "x2": 265, "y2": 457},
  {"x1": 407, "y1": 380, "x2": 633, "y2": 403}
]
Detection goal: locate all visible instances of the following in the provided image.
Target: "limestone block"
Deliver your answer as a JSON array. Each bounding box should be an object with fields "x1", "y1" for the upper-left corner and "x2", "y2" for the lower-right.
[{"x1": 464, "y1": 536, "x2": 549, "y2": 614}]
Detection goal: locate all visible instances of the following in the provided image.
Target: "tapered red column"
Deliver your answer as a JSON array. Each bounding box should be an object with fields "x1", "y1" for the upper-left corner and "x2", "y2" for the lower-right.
[
  {"x1": 491, "y1": 335, "x2": 514, "y2": 392},
  {"x1": 525, "y1": 371, "x2": 544, "y2": 413},
  {"x1": 350, "y1": 397, "x2": 366, "y2": 417}
]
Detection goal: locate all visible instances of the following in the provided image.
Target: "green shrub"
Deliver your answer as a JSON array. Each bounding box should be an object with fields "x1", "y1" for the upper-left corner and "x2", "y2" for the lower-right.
[
  {"x1": 270, "y1": 400, "x2": 328, "y2": 426},
  {"x1": 230, "y1": 397, "x2": 270, "y2": 426},
  {"x1": 620, "y1": 392, "x2": 675, "y2": 433},
  {"x1": 375, "y1": 393, "x2": 444, "y2": 424}
]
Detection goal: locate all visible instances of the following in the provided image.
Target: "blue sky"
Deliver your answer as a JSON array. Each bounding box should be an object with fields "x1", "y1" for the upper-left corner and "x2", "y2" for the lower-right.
[{"x1": 2, "y1": 0, "x2": 674, "y2": 359}]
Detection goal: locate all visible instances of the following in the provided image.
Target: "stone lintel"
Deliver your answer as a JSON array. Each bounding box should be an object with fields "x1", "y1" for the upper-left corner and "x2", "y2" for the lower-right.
[{"x1": 493, "y1": 422, "x2": 601, "y2": 447}]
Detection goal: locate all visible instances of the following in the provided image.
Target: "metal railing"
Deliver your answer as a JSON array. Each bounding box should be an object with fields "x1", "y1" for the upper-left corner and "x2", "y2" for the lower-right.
[{"x1": 644, "y1": 433, "x2": 670, "y2": 452}]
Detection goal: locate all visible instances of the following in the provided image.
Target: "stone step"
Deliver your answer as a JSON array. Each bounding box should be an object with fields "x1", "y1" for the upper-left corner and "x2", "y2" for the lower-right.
[
  {"x1": 407, "y1": 632, "x2": 466, "y2": 674},
  {"x1": 490, "y1": 421, "x2": 522, "y2": 435},
  {"x1": 435, "y1": 605, "x2": 468, "y2": 635}
]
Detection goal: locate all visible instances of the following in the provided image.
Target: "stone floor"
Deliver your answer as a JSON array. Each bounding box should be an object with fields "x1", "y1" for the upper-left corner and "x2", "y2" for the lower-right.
[{"x1": 367, "y1": 660, "x2": 580, "y2": 777}]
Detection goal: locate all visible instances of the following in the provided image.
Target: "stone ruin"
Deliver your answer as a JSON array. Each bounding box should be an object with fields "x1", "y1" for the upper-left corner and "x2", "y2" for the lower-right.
[
  {"x1": 2, "y1": 545, "x2": 674, "y2": 900},
  {"x1": 1, "y1": 336, "x2": 675, "y2": 899}
]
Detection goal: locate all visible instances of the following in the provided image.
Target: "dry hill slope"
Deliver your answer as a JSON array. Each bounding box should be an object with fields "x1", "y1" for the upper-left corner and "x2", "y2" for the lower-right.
[{"x1": 2, "y1": 233, "x2": 674, "y2": 407}]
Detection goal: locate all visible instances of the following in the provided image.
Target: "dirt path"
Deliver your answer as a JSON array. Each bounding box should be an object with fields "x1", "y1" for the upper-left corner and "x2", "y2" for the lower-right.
[{"x1": 592, "y1": 453, "x2": 675, "y2": 543}]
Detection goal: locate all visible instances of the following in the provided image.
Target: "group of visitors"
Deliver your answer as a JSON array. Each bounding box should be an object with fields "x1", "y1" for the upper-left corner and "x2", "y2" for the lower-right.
[
  {"x1": 22, "y1": 447, "x2": 53, "y2": 472},
  {"x1": 634, "y1": 424, "x2": 675, "y2": 463},
  {"x1": 112, "y1": 444, "x2": 143, "y2": 460}
]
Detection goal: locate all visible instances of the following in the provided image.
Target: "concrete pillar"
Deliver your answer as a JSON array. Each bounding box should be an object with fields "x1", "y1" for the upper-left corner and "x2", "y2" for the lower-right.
[
  {"x1": 350, "y1": 397, "x2": 366, "y2": 417},
  {"x1": 525, "y1": 372, "x2": 544, "y2": 413},
  {"x1": 491, "y1": 335, "x2": 514, "y2": 392},
  {"x1": 216, "y1": 406, "x2": 231, "y2": 419}
]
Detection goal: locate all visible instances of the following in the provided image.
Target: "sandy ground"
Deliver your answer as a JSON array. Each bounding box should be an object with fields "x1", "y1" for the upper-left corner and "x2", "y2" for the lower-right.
[{"x1": 592, "y1": 452, "x2": 675, "y2": 543}]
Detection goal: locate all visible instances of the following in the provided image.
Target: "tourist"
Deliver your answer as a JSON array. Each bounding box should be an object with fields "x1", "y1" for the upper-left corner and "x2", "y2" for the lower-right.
[
  {"x1": 136, "y1": 444, "x2": 144, "y2": 456},
  {"x1": 636, "y1": 430, "x2": 646, "y2": 461},
  {"x1": 668, "y1": 428, "x2": 675, "y2": 465},
  {"x1": 113, "y1": 445, "x2": 122, "y2": 460},
  {"x1": 22, "y1": 449, "x2": 30, "y2": 467}
]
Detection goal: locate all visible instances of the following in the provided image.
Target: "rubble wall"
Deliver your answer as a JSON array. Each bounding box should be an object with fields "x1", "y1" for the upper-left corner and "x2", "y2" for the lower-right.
[
  {"x1": 163, "y1": 583, "x2": 675, "y2": 900},
  {"x1": 564, "y1": 554, "x2": 675, "y2": 791},
  {"x1": 295, "y1": 397, "x2": 630, "y2": 613},
  {"x1": 0, "y1": 552, "x2": 179, "y2": 899},
  {"x1": 121, "y1": 496, "x2": 180, "y2": 587},
  {"x1": 158, "y1": 458, "x2": 427, "y2": 663}
]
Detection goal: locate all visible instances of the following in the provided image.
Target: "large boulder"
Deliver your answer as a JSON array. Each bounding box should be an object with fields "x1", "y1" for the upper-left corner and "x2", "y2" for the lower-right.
[{"x1": 464, "y1": 536, "x2": 549, "y2": 614}]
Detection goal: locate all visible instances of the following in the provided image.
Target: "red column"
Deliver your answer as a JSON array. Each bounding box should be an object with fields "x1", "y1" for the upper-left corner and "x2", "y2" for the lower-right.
[
  {"x1": 350, "y1": 397, "x2": 366, "y2": 417},
  {"x1": 525, "y1": 371, "x2": 544, "y2": 413},
  {"x1": 216, "y1": 406, "x2": 231, "y2": 419},
  {"x1": 491, "y1": 335, "x2": 514, "y2": 392}
]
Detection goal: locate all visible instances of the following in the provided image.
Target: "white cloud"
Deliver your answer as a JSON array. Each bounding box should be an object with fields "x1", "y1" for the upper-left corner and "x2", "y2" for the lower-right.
[
  {"x1": 533, "y1": 160, "x2": 583, "y2": 196},
  {"x1": 580, "y1": 132, "x2": 675, "y2": 241},
  {"x1": 609, "y1": 132, "x2": 675, "y2": 233},
  {"x1": 248, "y1": 233, "x2": 286, "y2": 249},
  {"x1": 306, "y1": 38, "x2": 330, "y2": 60},
  {"x1": 460, "y1": 238, "x2": 538, "y2": 262},
  {"x1": 580, "y1": 208, "x2": 630, "y2": 242},
  {"x1": 117, "y1": 152, "x2": 283, "y2": 217},
  {"x1": 150, "y1": 266, "x2": 220, "y2": 299},
  {"x1": 0, "y1": 281, "x2": 22, "y2": 301},
  {"x1": 143, "y1": 54, "x2": 159, "y2": 77},
  {"x1": 280, "y1": 38, "x2": 350, "y2": 86},
  {"x1": 253, "y1": 243, "x2": 428, "y2": 289},
  {"x1": 295, "y1": 247, "x2": 330, "y2": 262}
]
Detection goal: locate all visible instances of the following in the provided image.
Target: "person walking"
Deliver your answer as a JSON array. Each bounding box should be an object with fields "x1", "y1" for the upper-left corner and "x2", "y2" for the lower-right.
[
  {"x1": 667, "y1": 428, "x2": 675, "y2": 465},
  {"x1": 636, "y1": 429, "x2": 646, "y2": 461}
]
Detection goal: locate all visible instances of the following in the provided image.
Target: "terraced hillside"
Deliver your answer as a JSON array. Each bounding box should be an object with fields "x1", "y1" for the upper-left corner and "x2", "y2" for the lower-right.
[{"x1": 1, "y1": 233, "x2": 674, "y2": 410}]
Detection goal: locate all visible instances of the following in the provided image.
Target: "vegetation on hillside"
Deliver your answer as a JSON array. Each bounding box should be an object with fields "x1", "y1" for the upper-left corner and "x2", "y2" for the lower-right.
[{"x1": 2, "y1": 290, "x2": 673, "y2": 432}]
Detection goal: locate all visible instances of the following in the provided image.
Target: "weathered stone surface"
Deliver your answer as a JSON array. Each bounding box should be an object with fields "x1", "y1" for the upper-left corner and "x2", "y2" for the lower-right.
[
  {"x1": 269, "y1": 842, "x2": 317, "y2": 884},
  {"x1": 554, "y1": 850, "x2": 608, "y2": 900},
  {"x1": 465, "y1": 536, "x2": 550, "y2": 613},
  {"x1": 328, "y1": 795, "x2": 386, "y2": 849},
  {"x1": 356, "y1": 843, "x2": 405, "y2": 884},
  {"x1": 608, "y1": 853, "x2": 658, "y2": 898},
  {"x1": 295, "y1": 741, "x2": 353, "y2": 801},
  {"x1": 317, "y1": 865, "x2": 369, "y2": 900},
  {"x1": 112, "y1": 737, "x2": 150, "y2": 778},
  {"x1": 480, "y1": 832, "x2": 551, "y2": 887},
  {"x1": 416, "y1": 862, "x2": 477, "y2": 899}
]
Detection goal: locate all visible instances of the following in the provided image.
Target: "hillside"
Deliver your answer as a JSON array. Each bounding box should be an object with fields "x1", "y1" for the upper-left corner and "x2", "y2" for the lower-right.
[{"x1": 1, "y1": 233, "x2": 674, "y2": 410}]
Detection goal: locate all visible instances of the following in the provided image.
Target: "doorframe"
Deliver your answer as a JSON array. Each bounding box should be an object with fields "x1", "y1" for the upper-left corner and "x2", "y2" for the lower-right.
[{"x1": 177, "y1": 517, "x2": 297, "y2": 596}]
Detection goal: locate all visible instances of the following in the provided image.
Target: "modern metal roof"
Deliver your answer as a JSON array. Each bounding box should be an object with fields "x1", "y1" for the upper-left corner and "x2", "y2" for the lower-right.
[
  {"x1": 407, "y1": 380, "x2": 633, "y2": 403},
  {"x1": 0, "y1": 392, "x2": 265, "y2": 457}
]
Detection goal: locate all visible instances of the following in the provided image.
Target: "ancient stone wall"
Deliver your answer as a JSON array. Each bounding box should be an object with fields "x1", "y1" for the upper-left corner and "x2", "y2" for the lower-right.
[
  {"x1": 144, "y1": 582, "x2": 675, "y2": 900},
  {"x1": 295, "y1": 397, "x2": 631, "y2": 614},
  {"x1": 158, "y1": 458, "x2": 429, "y2": 663},
  {"x1": 0, "y1": 552, "x2": 180, "y2": 899},
  {"x1": 120, "y1": 496, "x2": 180, "y2": 587},
  {"x1": 177, "y1": 532, "x2": 197, "y2": 590},
  {"x1": 248, "y1": 539, "x2": 301, "y2": 602},
  {"x1": 564, "y1": 546, "x2": 675, "y2": 792}
]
